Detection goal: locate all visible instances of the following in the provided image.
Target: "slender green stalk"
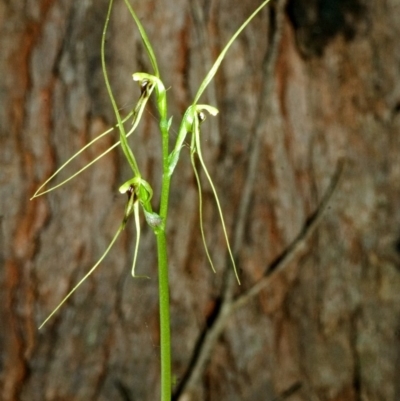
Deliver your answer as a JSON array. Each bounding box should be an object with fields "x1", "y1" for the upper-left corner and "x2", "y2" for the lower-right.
[
  {"x1": 157, "y1": 117, "x2": 172, "y2": 401},
  {"x1": 153, "y1": 72, "x2": 172, "y2": 401},
  {"x1": 156, "y1": 230, "x2": 171, "y2": 401},
  {"x1": 152, "y1": 87, "x2": 173, "y2": 399}
]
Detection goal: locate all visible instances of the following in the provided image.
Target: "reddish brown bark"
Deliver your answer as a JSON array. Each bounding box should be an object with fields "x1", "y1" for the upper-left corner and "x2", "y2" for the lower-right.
[{"x1": 1, "y1": 0, "x2": 399, "y2": 400}]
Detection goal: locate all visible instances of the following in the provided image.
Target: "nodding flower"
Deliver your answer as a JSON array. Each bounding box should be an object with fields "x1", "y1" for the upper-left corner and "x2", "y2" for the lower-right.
[{"x1": 187, "y1": 105, "x2": 241, "y2": 285}]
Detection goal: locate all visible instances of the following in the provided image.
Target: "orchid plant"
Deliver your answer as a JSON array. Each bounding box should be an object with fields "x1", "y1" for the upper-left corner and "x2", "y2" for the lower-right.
[{"x1": 32, "y1": 0, "x2": 271, "y2": 399}]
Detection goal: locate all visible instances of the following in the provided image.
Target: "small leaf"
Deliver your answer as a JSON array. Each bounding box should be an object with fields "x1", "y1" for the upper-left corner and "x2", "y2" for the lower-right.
[{"x1": 144, "y1": 210, "x2": 163, "y2": 229}]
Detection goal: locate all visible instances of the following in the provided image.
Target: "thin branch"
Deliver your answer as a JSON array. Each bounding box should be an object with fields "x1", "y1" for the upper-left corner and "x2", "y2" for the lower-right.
[
  {"x1": 232, "y1": 158, "x2": 345, "y2": 311},
  {"x1": 272, "y1": 382, "x2": 302, "y2": 401},
  {"x1": 175, "y1": 158, "x2": 344, "y2": 400}
]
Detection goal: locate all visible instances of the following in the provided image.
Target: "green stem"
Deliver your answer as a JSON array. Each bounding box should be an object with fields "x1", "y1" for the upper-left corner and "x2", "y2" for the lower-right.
[
  {"x1": 155, "y1": 68, "x2": 172, "y2": 401},
  {"x1": 156, "y1": 230, "x2": 171, "y2": 401},
  {"x1": 159, "y1": 139, "x2": 171, "y2": 221}
]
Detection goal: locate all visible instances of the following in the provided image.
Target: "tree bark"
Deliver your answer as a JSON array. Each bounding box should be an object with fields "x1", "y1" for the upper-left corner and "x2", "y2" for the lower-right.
[{"x1": 1, "y1": 0, "x2": 399, "y2": 400}]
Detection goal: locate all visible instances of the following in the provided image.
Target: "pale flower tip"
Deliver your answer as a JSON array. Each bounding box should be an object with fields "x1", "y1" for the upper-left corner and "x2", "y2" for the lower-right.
[{"x1": 234, "y1": 269, "x2": 241, "y2": 285}]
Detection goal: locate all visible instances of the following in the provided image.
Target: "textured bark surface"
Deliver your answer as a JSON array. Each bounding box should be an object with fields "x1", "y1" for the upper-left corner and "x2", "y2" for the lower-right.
[{"x1": 1, "y1": 0, "x2": 400, "y2": 400}]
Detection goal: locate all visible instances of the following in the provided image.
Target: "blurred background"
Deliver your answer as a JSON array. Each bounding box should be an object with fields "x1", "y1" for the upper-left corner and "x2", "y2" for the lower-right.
[{"x1": 1, "y1": 0, "x2": 400, "y2": 400}]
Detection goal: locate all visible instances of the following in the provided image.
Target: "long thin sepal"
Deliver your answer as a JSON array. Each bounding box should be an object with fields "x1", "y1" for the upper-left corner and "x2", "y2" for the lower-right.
[
  {"x1": 194, "y1": 114, "x2": 241, "y2": 284},
  {"x1": 193, "y1": 0, "x2": 271, "y2": 105},
  {"x1": 190, "y1": 137, "x2": 216, "y2": 274},
  {"x1": 131, "y1": 201, "x2": 150, "y2": 278},
  {"x1": 31, "y1": 112, "x2": 133, "y2": 199},
  {"x1": 39, "y1": 226, "x2": 123, "y2": 329},
  {"x1": 123, "y1": 0, "x2": 159, "y2": 78}
]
